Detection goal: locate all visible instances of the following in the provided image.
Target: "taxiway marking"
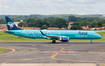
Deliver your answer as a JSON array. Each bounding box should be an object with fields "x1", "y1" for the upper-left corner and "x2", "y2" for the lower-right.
[
  {"x1": 50, "y1": 48, "x2": 101, "y2": 63},
  {"x1": 13, "y1": 51, "x2": 39, "y2": 53},
  {"x1": 50, "y1": 48, "x2": 64, "y2": 59},
  {"x1": 41, "y1": 51, "x2": 77, "y2": 53},
  {"x1": 0, "y1": 57, "x2": 50, "y2": 65},
  {"x1": 59, "y1": 54, "x2": 77, "y2": 55},
  {"x1": 0, "y1": 47, "x2": 15, "y2": 55},
  {"x1": 100, "y1": 64, "x2": 105, "y2": 66}
]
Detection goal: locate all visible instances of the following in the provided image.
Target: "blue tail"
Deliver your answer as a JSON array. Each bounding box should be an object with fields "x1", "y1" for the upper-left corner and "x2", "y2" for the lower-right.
[{"x1": 5, "y1": 16, "x2": 23, "y2": 30}]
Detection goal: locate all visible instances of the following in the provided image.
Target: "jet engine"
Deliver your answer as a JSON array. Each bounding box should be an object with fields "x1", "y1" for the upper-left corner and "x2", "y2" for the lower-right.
[{"x1": 59, "y1": 37, "x2": 69, "y2": 42}]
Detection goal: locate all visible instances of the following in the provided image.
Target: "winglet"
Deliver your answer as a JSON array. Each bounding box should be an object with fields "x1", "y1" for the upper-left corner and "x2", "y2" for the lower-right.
[{"x1": 40, "y1": 30, "x2": 46, "y2": 36}]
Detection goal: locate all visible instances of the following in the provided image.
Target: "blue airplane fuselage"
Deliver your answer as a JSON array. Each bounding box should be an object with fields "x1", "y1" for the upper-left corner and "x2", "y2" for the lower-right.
[{"x1": 8, "y1": 30, "x2": 102, "y2": 39}]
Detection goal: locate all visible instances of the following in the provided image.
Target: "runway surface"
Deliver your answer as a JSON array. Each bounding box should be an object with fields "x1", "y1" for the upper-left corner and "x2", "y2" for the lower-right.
[{"x1": 0, "y1": 42, "x2": 105, "y2": 66}]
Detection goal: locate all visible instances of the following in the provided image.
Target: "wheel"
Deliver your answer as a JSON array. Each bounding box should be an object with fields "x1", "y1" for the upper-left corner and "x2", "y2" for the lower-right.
[
  {"x1": 90, "y1": 39, "x2": 93, "y2": 43},
  {"x1": 52, "y1": 41, "x2": 54, "y2": 43},
  {"x1": 52, "y1": 40, "x2": 56, "y2": 43},
  {"x1": 53, "y1": 40, "x2": 56, "y2": 43}
]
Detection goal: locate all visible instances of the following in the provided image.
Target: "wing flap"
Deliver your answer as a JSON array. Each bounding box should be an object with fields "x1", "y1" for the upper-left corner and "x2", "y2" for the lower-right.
[{"x1": 46, "y1": 35, "x2": 60, "y2": 40}]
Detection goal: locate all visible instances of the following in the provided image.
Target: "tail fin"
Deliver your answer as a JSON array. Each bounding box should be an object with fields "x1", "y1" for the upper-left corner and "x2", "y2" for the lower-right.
[{"x1": 5, "y1": 16, "x2": 23, "y2": 30}]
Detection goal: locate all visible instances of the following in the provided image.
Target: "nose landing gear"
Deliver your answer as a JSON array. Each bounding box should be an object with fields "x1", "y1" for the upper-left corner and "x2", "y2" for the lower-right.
[{"x1": 91, "y1": 39, "x2": 93, "y2": 43}]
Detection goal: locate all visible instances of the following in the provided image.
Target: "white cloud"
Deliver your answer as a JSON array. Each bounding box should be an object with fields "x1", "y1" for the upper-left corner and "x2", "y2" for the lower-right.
[
  {"x1": 69, "y1": 0, "x2": 98, "y2": 4},
  {"x1": 70, "y1": 9, "x2": 75, "y2": 11},
  {"x1": 0, "y1": 0, "x2": 105, "y2": 15}
]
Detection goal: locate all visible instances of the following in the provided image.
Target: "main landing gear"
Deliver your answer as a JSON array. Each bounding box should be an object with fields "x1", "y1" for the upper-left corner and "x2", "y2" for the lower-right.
[
  {"x1": 91, "y1": 39, "x2": 93, "y2": 43},
  {"x1": 52, "y1": 40, "x2": 56, "y2": 43}
]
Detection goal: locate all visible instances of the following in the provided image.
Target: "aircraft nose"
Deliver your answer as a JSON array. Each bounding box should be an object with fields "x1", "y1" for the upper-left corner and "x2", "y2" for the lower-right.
[{"x1": 99, "y1": 35, "x2": 102, "y2": 39}]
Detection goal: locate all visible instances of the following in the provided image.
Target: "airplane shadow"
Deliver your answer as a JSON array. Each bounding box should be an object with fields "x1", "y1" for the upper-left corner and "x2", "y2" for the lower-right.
[
  {"x1": 38, "y1": 42, "x2": 105, "y2": 44},
  {"x1": 0, "y1": 42, "x2": 104, "y2": 45}
]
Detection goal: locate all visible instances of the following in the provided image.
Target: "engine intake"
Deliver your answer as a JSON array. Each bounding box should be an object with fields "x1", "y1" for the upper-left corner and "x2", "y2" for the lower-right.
[{"x1": 60, "y1": 37, "x2": 69, "y2": 42}]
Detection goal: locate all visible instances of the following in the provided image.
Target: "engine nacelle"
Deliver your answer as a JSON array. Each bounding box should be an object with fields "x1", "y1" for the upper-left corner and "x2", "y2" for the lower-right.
[{"x1": 59, "y1": 37, "x2": 69, "y2": 42}]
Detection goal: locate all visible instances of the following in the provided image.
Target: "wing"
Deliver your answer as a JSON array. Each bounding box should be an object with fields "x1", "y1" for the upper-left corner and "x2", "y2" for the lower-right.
[{"x1": 40, "y1": 30, "x2": 69, "y2": 40}]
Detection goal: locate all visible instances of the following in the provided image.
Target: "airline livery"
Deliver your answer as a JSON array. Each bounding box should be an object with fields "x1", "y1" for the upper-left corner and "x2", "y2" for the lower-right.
[{"x1": 5, "y1": 16, "x2": 102, "y2": 43}]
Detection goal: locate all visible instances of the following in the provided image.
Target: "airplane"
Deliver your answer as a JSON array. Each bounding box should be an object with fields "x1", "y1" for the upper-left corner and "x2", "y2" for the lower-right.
[{"x1": 4, "y1": 16, "x2": 102, "y2": 43}]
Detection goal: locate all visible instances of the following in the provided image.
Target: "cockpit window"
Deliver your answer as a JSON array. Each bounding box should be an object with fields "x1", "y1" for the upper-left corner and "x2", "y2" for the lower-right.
[{"x1": 94, "y1": 32, "x2": 97, "y2": 34}]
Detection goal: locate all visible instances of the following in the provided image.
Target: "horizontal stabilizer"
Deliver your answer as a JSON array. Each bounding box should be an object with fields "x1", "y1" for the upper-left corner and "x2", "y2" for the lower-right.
[{"x1": 4, "y1": 30, "x2": 14, "y2": 33}]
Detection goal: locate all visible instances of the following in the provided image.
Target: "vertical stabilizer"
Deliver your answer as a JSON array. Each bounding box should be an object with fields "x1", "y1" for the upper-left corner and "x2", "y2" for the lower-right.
[{"x1": 5, "y1": 16, "x2": 23, "y2": 30}]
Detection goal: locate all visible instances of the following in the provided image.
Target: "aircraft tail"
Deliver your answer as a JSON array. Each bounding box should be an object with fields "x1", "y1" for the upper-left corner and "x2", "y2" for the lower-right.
[{"x1": 5, "y1": 16, "x2": 23, "y2": 30}]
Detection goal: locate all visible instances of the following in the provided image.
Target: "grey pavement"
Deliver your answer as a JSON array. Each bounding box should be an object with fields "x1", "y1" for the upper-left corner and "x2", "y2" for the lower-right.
[{"x1": 0, "y1": 42, "x2": 105, "y2": 66}]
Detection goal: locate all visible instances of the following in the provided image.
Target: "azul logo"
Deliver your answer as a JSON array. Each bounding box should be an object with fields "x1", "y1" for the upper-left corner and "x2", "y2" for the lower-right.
[
  {"x1": 7, "y1": 22, "x2": 14, "y2": 29},
  {"x1": 78, "y1": 32, "x2": 87, "y2": 35}
]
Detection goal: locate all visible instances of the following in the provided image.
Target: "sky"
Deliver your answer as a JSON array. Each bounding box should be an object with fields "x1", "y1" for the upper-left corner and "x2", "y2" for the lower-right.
[{"x1": 0, "y1": 0, "x2": 105, "y2": 15}]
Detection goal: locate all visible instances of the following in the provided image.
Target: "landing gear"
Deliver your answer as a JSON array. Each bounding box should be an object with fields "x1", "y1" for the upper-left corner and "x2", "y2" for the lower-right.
[
  {"x1": 52, "y1": 40, "x2": 56, "y2": 43},
  {"x1": 91, "y1": 39, "x2": 93, "y2": 43}
]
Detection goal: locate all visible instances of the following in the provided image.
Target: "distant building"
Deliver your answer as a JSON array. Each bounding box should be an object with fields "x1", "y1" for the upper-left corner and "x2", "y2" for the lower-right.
[
  {"x1": 47, "y1": 27, "x2": 60, "y2": 30},
  {"x1": 20, "y1": 27, "x2": 32, "y2": 30},
  {"x1": 19, "y1": 27, "x2": 40, "y2": 30},
  {"x1": 33, "y1": 27, "x2": 40, "y2": 30},
  {"x1": 82, "y1": 25, "x2": 90, "y2": 30},
  {"x1": 61, "y1": 28, "x2": 67, "y2": 30},
  {"x1": 66, "y1": 22, "x2": 74, "y2": 29},
  {"x1": 95, "y1": 27, "x2": 105, "y2": 30},
  {"x1": 82, "y1": 25, "x2": 105, "y2": 30},
  {"x1": 0, "y1": 24, "x2": 7, "y2": 29}
]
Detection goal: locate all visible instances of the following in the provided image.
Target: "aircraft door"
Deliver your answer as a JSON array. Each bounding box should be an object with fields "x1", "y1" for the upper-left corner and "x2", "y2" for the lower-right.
[
  {"x1": 59, "y1": 32, "x2": 61, "y2": 36},
  {"x1": 89, "y1": 32, "x2": 93, "y2": 38}
]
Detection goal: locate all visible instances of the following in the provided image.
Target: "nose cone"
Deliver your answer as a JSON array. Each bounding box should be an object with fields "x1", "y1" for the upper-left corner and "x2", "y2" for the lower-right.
[{"x1": 99, "y1": 35, "x2": 102, "y2": 39}]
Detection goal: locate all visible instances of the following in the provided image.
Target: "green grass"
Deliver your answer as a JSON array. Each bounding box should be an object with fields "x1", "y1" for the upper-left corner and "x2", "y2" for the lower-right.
[
  {"x1": 0, "y1": 48, "x2": 7, "y2": 54},
  {"x1": 0, "y1": 31, "x2": 105, "y2": 42}
]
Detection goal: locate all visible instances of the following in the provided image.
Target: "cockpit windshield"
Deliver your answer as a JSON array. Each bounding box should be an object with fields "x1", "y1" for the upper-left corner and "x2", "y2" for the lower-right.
[{"x1": 94, "y1": 32, "x2": 97, "y2": 34}]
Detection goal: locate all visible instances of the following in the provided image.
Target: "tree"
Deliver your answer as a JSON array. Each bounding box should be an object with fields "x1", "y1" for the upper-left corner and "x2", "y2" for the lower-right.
[
  {"x1": 43, "y1": 21, "x2": 51, "y2": 27},
  {"x1": 89, "y1": 21, "x2": 98, "y2": 28},
  {"x1": 102, "y1": 20, "x2": 105, "y2": 24},
  {"x1": 28, "y1": 22, "x2": 34, "y2": 27},
  {"x1": 73, "y1": 22, "x2": 80, "y2": 26},
  {"x1": 77, "y1": 25, "x2": 83, "y2": 30},
  {"x1": 44, "y1": 17, "x2": 55, "y2": 21},
  {"x1": 0, "y1": 19, "x2": 5, "y2": 24},
  {"x1": 18, "y1": 22, "x2": 24, "y2": 27},
  {"x1": 80, "y1": 20, "x2": 88, "y2": 26},
  {"x1": 102, "y1": 24, "x2": 105, "y2": 27},
  {"x1": 72, "y1": 22, "x2": 82, "y2": 30},
  {"x1": 23, "y1": 22, "x2": 27, "y2": 27},
  {"x1": 52, "y1": 18, "x2": 68, "y2": 28},
  {"x1": 35, "y1": 19, "x2": 43, "y2": 27},
  {"x1": 26, "y1": 18, "x2": 36, "y2": 27},
  {"x1": 68, "y1": 15, "x2": 79, "y2": 22},
  {"x1": 27, "y1": 18, "x2": 36, "y2": 24},
  {"x1": 12, "y1": 18, "x2": 19, "y2": 22},
  {"x1": 41, "y1": 25, "x2": 47, "y2": 29},
  {"x1": 43, "y1": 17, "x2": 55, "y2": 27},
  {"x1": 18, "y1": 22, "x2": 27, "y2": 27},
  {"x1": 71, "y1": 25, "x2": 78, "y2": 30},
  {"x1": 97, "y1": 21, "x2": 103, "y2": 27}
]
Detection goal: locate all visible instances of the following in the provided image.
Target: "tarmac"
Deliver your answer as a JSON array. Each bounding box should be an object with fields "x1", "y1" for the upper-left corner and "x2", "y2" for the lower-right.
[{"x1": 0, "y1": 42, "x2": 105, "y2": 66}]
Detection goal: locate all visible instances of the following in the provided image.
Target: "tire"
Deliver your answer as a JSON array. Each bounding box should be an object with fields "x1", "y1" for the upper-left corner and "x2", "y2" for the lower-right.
[{"x1": 52, "y1": 40, "x2": 56, "y2": 43}]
